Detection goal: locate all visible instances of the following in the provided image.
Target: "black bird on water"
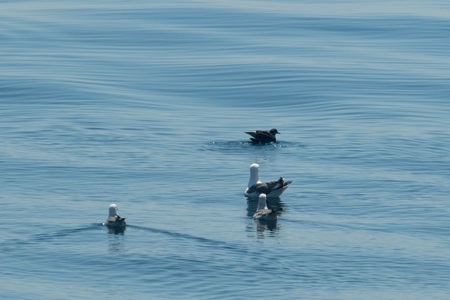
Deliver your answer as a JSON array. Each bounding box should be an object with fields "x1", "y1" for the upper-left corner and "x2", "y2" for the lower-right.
[{"x1": 245, "y1": 128, "x2": 280, "y2": 144}]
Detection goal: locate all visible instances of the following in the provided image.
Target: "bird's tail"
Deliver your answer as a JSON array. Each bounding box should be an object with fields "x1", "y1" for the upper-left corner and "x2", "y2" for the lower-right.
[
  {"x1": 276, "y1": 177, "x2": 292, "y2": 188},
  {"x1": 283, "y1": 179, "x2": 293, "y2": 187}
]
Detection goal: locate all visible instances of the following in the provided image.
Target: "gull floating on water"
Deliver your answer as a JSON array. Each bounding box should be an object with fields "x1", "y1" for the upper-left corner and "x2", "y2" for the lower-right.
[
  {"x1": 253, "y1": 193, "x2": 278, "y2": 221},
  {"x1": 245, "y1": 128, "x2": 280, "y2": 144},
  {"x1": 244, "y1": 163, "x2": 292, "y2": 199},
  {"x1": 104, "y1": 204, "x2": 126, "y2": 228}
]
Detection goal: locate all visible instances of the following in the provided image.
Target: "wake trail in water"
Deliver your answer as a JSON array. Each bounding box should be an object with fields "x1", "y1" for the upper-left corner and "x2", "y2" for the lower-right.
[
  {"x1": 128, "y1": 224, "x2": 248, "y2": 253},
  {"x1": 0, "y1": 224, "x2": 101, "y2": 251}
]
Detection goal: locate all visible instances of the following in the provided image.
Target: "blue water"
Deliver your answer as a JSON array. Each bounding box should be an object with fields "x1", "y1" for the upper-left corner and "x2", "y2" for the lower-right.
[{"x1": 1, "y1": 1, "x2": 450, "y2": 299}]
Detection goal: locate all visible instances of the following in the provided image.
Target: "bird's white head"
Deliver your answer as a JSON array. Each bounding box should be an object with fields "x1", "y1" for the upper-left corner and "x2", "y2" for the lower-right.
[
  {"x1": 257, "y1": 193, "x2": 268, "y2": 210},
  {"x1": 108, "y1": 204, "x2": 118, "y2": 217},
  {"x1": 250, "y1": 163, "x2": 259, "y2": 173},
  {"x1": 247, "y1": 163, "x2": 260, "y2": 188}
]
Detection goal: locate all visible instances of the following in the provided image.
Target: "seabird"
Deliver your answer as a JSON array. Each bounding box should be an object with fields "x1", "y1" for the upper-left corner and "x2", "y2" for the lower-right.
[
  {"x1": 245, "y1": 128, "x2": 279, "y2": 144},
  {"x1": 244, "y1": 163, "x2": 292, "y2": 199},
  {"x1": 104, "y1": 204, "x2": 126, "y2": 228},
  {"x1": 253, "y1": 193, "x2": 278, "y2": 221}
]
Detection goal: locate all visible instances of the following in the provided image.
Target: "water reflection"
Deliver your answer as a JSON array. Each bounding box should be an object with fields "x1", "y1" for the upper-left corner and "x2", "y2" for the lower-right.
[
  {"x1": 256, "y1": 218, "x2": 278, "y2": 232},
  {"x1": 202, "y1": 140, "x2": 286, "y2": 152},
  {"x1": 246, "y1": 220, "x2": 279, "y2": 239},
  {"x1": 106, "y1": 226, "x2": 125, "y2": 253},
  {"x1": 107, "y1": 226, "x2": 126, "y2": 235}
]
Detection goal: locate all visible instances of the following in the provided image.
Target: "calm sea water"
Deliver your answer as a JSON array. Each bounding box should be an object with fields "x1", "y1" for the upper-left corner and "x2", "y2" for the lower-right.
[{"x1": 1, "y1": 1, "x2": 450, "y2": 299}]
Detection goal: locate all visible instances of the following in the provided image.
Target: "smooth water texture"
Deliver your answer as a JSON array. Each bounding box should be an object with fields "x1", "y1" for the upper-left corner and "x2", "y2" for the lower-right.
[{"x1": 1, "y1": 1, "x2": 450, "y2": 299}]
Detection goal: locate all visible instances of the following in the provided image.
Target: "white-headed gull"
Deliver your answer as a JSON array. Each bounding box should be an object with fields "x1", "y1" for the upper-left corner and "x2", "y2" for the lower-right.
[
  {"x1": 244, "y1": 163, "x2": 292, "y2": 199},
  {"x1": 253, "y1": 193, "x2": 278, "y2": 221},
  {"x1": 245, "y1": 128, "x2": 279, "y2": 143},
  {"x1": 104, "y1": 204, "x2": 126, "y2": 228}
]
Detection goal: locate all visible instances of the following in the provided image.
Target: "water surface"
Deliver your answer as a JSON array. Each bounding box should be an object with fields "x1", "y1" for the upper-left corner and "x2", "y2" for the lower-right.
[{"x1": 1, "y1": 1, "x2": 450, "y2": 299}]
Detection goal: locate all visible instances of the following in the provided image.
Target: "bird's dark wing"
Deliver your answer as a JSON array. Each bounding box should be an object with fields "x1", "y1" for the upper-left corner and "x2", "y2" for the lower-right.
[
  {"x1": 245, "y1": 130, "x2": 276, "y2": 143},
  {"x1": 245, "y1": 183, "x2": 259, "y2": 194},
  {"x1": 245, "y1": 131, "x2": 259, "y2": 138},
  {"x1": 247, "y1": 182, "x2": 270, "y2": 194},
  {"x1": 107, "y1": 215, "x2": 126, "y2": 223},
  {"x1": 254, "y1": 130, "x2": 276, "y2": 143},
  {"x1": 249, "y1": 178, "x2": 291, "y2": 194},
  {"x1": 265, "y1": 177, "x2": 283, "y2": 190}
]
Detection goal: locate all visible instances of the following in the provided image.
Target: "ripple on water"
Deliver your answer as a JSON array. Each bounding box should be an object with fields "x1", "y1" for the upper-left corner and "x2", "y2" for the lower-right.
[{"x1": 202, "y1": 140, "x2": 305, "y2": 152}]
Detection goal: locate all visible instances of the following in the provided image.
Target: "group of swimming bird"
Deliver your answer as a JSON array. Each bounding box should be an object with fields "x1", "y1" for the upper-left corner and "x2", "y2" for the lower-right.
[{"x1": 104, "y1": 128, "x2": 292, "y2": 228}]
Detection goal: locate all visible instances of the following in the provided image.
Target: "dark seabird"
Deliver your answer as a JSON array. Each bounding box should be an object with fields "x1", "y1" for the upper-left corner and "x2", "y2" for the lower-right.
[
  {"x1": 244, "y1": 163, "x2": 292, "y2": 199},
  {"x1": 104, "y1": 204, "x2": 126, "y2": 228},
  {"x1": 253, "y1": 194, "x2": 278, "y2": 221},
  {"x1": 245, "y1": 128, "x2": 280, "y2": 144}
]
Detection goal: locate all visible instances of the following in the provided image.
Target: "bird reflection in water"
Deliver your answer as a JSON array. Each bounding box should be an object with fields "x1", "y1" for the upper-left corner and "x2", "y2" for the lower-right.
[
  {"x1": 107, "y1": 226, "x2": 125, "y2": 253},
  {"x1": 107, "y1": 226, "x2": 126, "y2": 235}
]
